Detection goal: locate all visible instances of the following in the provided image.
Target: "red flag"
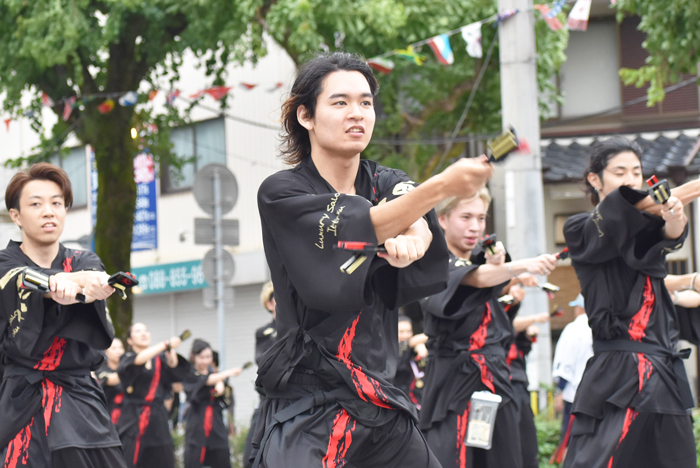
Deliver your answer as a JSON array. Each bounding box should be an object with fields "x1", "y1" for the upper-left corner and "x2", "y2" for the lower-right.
[
  {"x1": 148, "y1": 90, "x2": 158, "y2": 101},
  {"x1": 62, "y1": 96, "x2": 76, "y2": 121},
  {"x1": 240, "y1": 82, "x2": 257, "y2": 90},
  {"x1": 41, "y1": 92, "x2": 54, "y2": 107},
  {"x1": 97, "y1": 99, "x2": 115, "y2": 114},
  {"x1": 205, "y1": 86, "x2": 232, "y2": 100},
  {"x1": 534, "y1": 4, "x2": 563, "y2": 31},
  {"x1": 190, "y1": 90, "x2": 205, "y2": 99},
  {"x1": 4, "y1": 118, "x2": 10, "y2": 132}
]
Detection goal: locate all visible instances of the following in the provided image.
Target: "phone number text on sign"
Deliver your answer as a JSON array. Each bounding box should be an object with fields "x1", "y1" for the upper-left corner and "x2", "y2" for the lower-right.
[{"x1": 132, "y1": 261, "x2": 207, "y2": 294}]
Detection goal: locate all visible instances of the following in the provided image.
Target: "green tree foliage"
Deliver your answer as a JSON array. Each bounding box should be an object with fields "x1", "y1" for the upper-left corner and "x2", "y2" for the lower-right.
[
  {"x1": 251, "y1": 0, "x2": 569, "y2": 179},
  {"x1": 0, "y1": 0, "x2": 262, "y2": 338},
  {"x1": 615, "y1": 0, "x2": 700, "y2": 106}
]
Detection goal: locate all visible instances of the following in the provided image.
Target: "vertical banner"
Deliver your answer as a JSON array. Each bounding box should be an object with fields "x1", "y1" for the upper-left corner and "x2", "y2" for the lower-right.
[
  {"x1": 132, "y1": 153, "x2": 158, "y2": 251},
  {"x1": 89, "y1": 147, "x2": 98, "y2": 250}
]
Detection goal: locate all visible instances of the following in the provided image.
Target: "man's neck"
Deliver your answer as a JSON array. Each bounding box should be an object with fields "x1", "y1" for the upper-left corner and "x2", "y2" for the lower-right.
[
  {"x1": 448, "y1": 243, "x2": 472, "y2": 261},
  {"x1": 310, "y1": 151, "x2": 360, "y2": 194},
  {"x1": 20, "y1": 238, "x2": 59, "y2": 269}
]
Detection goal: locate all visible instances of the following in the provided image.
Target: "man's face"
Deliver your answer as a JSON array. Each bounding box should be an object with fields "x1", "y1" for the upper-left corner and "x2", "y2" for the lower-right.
[
  {"x1": 587, "y1": 151, "x2": 643, "y2": 202},
  {"x1": 439, "y1": 197, "x2": 487, "y2": 258},
  {"x1": 9, "y1": 179, "x2": 66, "y2": 246},
  {"x1": 398, "y1": 320, "x2": 413, "y2": 343},
  {"x1": 300, "y1": 70, "x2": 375, "y2": 159}
]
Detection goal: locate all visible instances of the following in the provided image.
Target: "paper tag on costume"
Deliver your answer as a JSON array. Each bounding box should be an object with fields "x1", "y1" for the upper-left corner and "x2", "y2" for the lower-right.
[{"x1": 464, "y1": 391, "x2": 502, "y2": 450}]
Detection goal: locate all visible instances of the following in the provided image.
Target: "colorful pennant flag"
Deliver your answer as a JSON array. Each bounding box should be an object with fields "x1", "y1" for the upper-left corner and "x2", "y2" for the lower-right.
[
  {"x1": 394, "y1": 46, "x2": 426, "y2": 66},
  {"x1": 191, "y1": 86, "x2": 231, "y2": 100},
  {"x1": 97, "y1": 99, "x2": 115, "y2": 114},
  {"x1": 166, "y1": 90, "x2": 180, "y2": 106},
  {"x1": 534, "y1": 4, "x2": 564, "y2": 31},
  {"x1": 62, "y1": 96, "x2": 76, "y2": 121},
  {"x1": 367, "y1": 58, "x2": 395, "y2": 74},
  {"x1": 41, "y1": 92, "x2": 54, "y2": 107},
  {"x1": 119, "y1": 91, "x2": 139, "y2": 107},
  {"x1": 461, "y1": 23, "x2": 483, "y2": 59},
  {"x1": 240, "y1": 83, "x2": 258, "y2": 90},
  {"x1": 427, "y1": 34, "x2": 454, "y2": 65},
  {"x1": 567, "y1": 0, "x2": 592, "y2": 31},
  {"x1": 4, "y1": 118, "x2": 10, "y2": 132},
  {"x1": 547, "y1": 0, "x2": 566, "y2": 17},
  {"x1": 148, "y1": 90, "x2": 158, "y2": 101},
  {"x1": 267, "y1": 82, "x2": 284, "y2": 92},
  {"x1": 496, "y1": 9, "x2": 518, "y2": 24}
]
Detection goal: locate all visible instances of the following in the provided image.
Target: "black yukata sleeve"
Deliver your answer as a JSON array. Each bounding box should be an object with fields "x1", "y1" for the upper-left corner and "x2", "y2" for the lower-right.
[
  {"x1": 421, "y1": 260, "x2": 493, "y2": 320},
  {"x1": 258, "y1": 173, "x2": 380, "y2": 313}
]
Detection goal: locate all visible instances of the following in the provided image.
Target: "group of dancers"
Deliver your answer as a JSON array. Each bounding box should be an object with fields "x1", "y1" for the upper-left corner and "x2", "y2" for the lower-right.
[{"x1": 2, "y1": 50, "x2": 700, "y2": 468}]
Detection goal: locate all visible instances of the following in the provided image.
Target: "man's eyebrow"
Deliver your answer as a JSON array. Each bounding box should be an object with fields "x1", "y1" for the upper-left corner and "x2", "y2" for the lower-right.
[{"x1": 327, "y1": 92, "x2": 374, "y2": 99}]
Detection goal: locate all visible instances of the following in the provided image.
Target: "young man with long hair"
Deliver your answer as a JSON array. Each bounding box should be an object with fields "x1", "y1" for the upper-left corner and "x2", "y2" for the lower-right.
[{"x1": 251, "y1": 52, "x2": 493, "y2": 467}]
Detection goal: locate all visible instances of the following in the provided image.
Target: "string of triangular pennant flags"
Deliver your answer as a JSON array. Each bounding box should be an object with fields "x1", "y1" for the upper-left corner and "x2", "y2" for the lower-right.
[
  {"x1": 367, "y1": 0, "x2": 600, "y2": 74},
  {"x1": 3, "y1": 81, "x2": 286, "y2": 133}
]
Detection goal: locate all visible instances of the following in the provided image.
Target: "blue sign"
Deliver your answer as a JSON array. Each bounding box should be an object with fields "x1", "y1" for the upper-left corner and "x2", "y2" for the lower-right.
[
  {"x1": 132, "y1": 153, "x2": 158, "y2": 251},
  {"x1": 132, "y1": 260, "x2": 207, "y2": 295}
]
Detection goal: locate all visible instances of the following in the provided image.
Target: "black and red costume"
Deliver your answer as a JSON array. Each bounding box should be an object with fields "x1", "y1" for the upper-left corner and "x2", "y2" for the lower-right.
[
  {"x1": 183, "y1": 369, "x2": 232, "y2": 468},
  {"x1": 419, "y1": 250, "x2": 522, "y2": 468},
  {"x1": 0, "y1": 241, "x2": 125, "y2": 467},
  {"x1": 562, "y1": 186, "x2": 697, "y2": 468},
  {"x1": 96, "y1": 361, "x2": 126, "y2": 426},
  {"x1": 251, "y1": 156, "x2": 448, "y2": 467},
  {"x1": 504, "y1": 302, "x2": 538, "y2": 468},
  {"x1": 116, "y1": 351, "x2": 189, "y2": 468}
]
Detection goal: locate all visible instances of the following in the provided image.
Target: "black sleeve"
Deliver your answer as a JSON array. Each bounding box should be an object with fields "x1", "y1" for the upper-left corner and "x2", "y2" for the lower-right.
[
  {"x1": 117, "y1": 351, "x2": 140, "y2": 387},
  {"x1": 421, "y1": 260, "x2": 496, "y2": 320},
  {"x1": 367, "y1": 168, "x2": 449, "y2": 309},
  {"x1": 259, "y1": 173, "x2": 382, "y2": 313},
  {"x1": 564, "y1": 187, "x2": 688, "y2": 268},
  {"x1": 162, "y1": 354, "x2": 191, "y2": 384},
  {"x1": 183, "y1": 371, "x2": 211, "y2": 404}
]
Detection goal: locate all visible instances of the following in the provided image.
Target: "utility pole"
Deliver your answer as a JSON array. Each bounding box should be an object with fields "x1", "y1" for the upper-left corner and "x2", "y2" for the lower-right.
[{"x1": 493, "y1": 0, "x2": 553, "y2": 401}]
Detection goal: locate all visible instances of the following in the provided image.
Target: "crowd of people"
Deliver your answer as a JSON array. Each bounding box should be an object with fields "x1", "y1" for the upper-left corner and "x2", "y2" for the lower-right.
[{"x1": 1, "y1": 50, "x2": 700, "y2": 468}]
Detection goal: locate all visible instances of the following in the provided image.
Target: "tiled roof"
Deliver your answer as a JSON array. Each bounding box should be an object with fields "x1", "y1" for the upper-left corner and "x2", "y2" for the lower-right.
[{"x1": 542, "y1": 130, "x2": 700, "y2": 183}]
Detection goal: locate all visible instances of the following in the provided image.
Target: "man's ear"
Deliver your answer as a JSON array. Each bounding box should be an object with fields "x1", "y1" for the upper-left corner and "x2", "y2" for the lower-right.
[
  {"x1": 297, "y1": 105, "x2": 314, "y2": 131},
  {"x1": 587, "y1": 172, "x2": 602, "y2": 192},
  {"x1": 8, "y1": 208, "x2": 21, "y2": 229},
  {"x1": 438, "y1": 213, "x2": 448, "y2": 231}
]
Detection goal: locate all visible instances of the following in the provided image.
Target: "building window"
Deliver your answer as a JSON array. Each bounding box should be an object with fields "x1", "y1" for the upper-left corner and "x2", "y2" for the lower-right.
[
  {"x1": 162, "y1": 118, "x2": 226, "y2": 193},
  {"x1": 666, "y1": 259, "x2": 689, "y2": 276},
  {"x1": 51, "y1": 146, "x2": 88, "y2": 208}
]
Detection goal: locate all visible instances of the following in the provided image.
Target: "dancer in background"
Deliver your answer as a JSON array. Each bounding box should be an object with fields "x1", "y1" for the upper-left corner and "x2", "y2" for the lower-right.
[
  {"x1": 420, "y1": 188, "x2": 558, "y2": 468},
  {"x1": 97, "y1": 338, "x2": 127, "y2": 425},
  {"x1": 117, "y1": 323, "x2": 190, "y2": 468},
  {"x1": 183, "y1": 339, "x2": 243, "y2": 468}
]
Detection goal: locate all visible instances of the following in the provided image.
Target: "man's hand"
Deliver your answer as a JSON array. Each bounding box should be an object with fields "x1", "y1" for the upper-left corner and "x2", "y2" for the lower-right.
[
  {"x1": 554, "y1": 393, "x2": 564, "y2": 413},
  {"x1": 485, "y1": 241, "x2": 506, "y2": 265},
  {"x1": 515, "y1": 254, "x2": 559, "y2": 276},
  {"x1": 214, "y1": 381, "x2": 225, "y2": 397},
  {"x1": 53, "y1": 271, "x2": 115, "y2": 303},
  {"x1": 439, "y1": 155, "x2": 493, "y2": 199},
  {"x1": 48, "y1": 276, "x2": 84, "y2": 305},
  {"x1": 378, "y1": 235, "x2": 427, "y2": 268},
  {"x1": 661, "y1": 196, "x2": 687, "y2": 240}
]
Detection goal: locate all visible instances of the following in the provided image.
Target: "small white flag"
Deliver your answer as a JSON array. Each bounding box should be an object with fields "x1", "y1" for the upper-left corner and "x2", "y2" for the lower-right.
[
  {"x1": 567, "y1": 0, "x2": 592, "y2": 31},
  {"x1": 461, "y1": 22, "x2": 483, "y2": 59}
]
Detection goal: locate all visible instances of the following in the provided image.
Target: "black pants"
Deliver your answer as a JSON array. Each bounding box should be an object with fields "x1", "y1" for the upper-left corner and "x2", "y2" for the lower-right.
[
  {"x1": 130, "y1": 445, "x2": 175, "y2": 468},
  {"x1": 513, "y1": 382, "x2": 538, "y2": 468},
  {"x1": 51, "y1": 447, "x2": 127, "y2": 468},
  {"x1": 255, "y1": 401, "x2": 440, "y2": 468},
  {"x1": 184, "y1": 444, "x2": 231, "y2": 468},
  {"x1": 424, "y1": 399, "x2": 522, "y2": 468},
  {"x1": 563, "y1": 405, "x2": 696, "y2": 468},
  {"x1": 243, "y1": 403, "x2": 263, "y2": 468}
]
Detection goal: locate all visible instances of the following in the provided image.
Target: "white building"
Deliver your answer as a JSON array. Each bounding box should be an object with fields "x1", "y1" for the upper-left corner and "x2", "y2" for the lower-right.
[{"x1": 0, "y1": 40, "x2": 296, "y2": 426}]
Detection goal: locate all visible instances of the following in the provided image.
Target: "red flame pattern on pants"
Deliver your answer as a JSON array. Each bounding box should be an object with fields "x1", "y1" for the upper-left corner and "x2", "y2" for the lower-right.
[
  {"x1": 322, "y1": 408, "x2": 356, "y2": 468},
  {"x1": 4, "y1": 418, "x2": 34, "y2": 468},
  {"x1": 335, "y1": 312, "x2": 392, "y2": 409}
]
